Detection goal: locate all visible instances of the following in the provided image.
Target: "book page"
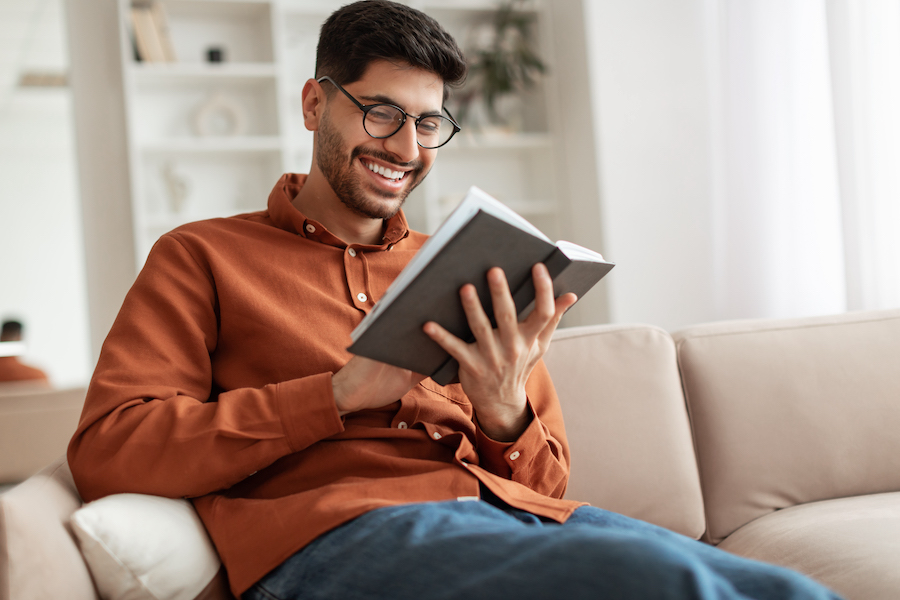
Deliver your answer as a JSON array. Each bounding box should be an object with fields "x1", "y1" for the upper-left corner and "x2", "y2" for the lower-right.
[{"x1": 556, "y1": 240, "x2": 607, "y2": 263}]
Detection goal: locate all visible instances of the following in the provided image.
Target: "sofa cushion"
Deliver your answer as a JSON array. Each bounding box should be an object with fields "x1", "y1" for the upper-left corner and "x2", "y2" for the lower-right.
[
  {"x1": 545, "y1": 324, "x2": 705, "y2": 538},
  {"x1": 70, "y1": 494, "x2": 225, "y2": 600},
  {"x1": 673, "y1": 309, "x2": 900, "y2": 544},
  {"x1": 0, "y1": 457, "x2": 97, "y2": 600},
  {"x1": 717, "y1": 492, "x2": 900, "y2": 600}
]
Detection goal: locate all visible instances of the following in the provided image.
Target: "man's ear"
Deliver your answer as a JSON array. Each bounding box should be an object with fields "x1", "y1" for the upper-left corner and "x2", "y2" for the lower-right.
[{"x1": 301, "y1": 78, "x2": 326, "y2": 131}]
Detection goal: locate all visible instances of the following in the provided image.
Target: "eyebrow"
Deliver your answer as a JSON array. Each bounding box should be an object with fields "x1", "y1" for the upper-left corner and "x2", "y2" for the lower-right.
[{"x1": 359, "y1": 93, "x2": 443, "y2": 117}]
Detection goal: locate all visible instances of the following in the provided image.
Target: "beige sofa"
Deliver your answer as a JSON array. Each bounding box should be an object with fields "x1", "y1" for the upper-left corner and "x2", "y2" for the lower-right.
[
  {"x1": 2, "y1": 308, "x2": 899, "y2": 600},
  {"x1": 0, "y1": 386, "x2": 86, "y2": 485}
]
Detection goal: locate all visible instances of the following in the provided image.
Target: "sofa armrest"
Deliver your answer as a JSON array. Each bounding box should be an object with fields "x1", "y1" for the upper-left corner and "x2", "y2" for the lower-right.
[
  {"x1": 0, "y1": 456, "x2": 98, "y2": 600},
  {"x1": 0, "y1": 387, "x2": 86, "y2": 484}
]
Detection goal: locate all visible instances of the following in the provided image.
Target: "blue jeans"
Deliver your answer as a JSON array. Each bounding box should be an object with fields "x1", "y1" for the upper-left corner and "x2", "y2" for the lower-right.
[{"x1": 242, "y1": 495, "x2": 843, "y2": 600}]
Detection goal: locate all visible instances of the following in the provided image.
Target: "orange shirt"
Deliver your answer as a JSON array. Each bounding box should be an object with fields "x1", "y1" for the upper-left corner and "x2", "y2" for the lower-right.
[
  {"x1": 68, "y1": 173, "x2": 583, "y2": 596},
  {"x1": 0, "y1": 356, "x2": 49, "y2": 385}
]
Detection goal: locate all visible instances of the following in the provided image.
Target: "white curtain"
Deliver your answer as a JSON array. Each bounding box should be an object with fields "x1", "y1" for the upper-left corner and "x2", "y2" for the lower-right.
[
  {"x1": 827, "y1": 0, "x2": 900, "y2": 310},
  {"x1": 708, "y1": 0, "x2": 900, "y2": 320}
]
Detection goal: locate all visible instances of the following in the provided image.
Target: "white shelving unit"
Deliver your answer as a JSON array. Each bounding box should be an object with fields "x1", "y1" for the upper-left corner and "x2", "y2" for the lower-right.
[
  {"x1": 116, "y1": 0, "x2": 563, "y2": 267},
  {"x1": 71, "y1": 0, "x2": 608, "y2": 351},
  {"x1": 117, "y1": 0, "x2": 286, "y2": 264}
]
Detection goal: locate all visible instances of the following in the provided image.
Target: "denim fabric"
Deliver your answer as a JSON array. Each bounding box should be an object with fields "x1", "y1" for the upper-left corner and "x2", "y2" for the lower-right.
[{"x1": 242, "y1": 499, "x2": 844, "y2": 600}]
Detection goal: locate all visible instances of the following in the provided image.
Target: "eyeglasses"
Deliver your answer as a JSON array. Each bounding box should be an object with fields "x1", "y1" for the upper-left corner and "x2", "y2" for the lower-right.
[{"x1": 317, "y1": 76, "x2": 461, "y2": 149}]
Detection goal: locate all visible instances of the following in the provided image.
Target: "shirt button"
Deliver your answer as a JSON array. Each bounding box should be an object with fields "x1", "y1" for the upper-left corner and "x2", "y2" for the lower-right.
[
  {"x1": 397, "y1": 421, "x2": 408, "y2": 429},
  {"x1": 348, "y1": 248, "x2": 357, "y2": 257},
  {"x1": 305, "y1": 223, "x2": 316, "y2": 233},
  {"x1": 432, "y1": 432, "x2": 442, "y2": 440},
  {"x1": 509, "y1": 451, "x2": 521, "y2": 461},
  {"x1": 357, "y1": 292, "x2": 368, "y2": 303}
]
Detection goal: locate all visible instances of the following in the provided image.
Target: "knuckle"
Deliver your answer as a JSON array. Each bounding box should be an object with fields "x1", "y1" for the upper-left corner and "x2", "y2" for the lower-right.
[
  {"x1": 535, "y1": 305, "x2": 554, "y2": 321},
  {"x1": 499, "y1": 312, "x2": 517, "y2": 327}
]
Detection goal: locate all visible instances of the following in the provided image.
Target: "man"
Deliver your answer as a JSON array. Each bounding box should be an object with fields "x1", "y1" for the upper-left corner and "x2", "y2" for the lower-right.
[
  {"x1": 69, "y1": 2, "x2": 843, "y2": 599},
  {"x1": 0, "y1": 319, "x2": 50, "y2": 386}
]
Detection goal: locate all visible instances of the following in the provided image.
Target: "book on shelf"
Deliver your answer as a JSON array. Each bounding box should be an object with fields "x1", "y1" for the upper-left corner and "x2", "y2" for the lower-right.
[
  {"x1": 348, "y1": 186, "x2": 615, "y2": 385},
  {"x1": 130, "y1": 1, "x2": 176, "y2": 63},
  {"x1": 149, "y1": 1, "x2": 177, "y2": 62}
]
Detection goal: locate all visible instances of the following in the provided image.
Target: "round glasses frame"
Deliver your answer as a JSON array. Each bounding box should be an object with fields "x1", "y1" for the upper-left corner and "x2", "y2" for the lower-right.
[{"x1": 317, "y1": 76, "x2": 461, "y2": 149}]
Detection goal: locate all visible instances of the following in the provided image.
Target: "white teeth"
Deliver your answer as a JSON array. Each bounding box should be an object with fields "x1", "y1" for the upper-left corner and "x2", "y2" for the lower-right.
[{"x1": 365, "y1": 160, "x2": 404, "y2": 181}]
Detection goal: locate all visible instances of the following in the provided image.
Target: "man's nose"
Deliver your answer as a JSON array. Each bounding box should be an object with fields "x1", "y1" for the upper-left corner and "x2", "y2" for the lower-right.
[{"x1": 382, "y1": 118, "x2": 420, "y2": 164}]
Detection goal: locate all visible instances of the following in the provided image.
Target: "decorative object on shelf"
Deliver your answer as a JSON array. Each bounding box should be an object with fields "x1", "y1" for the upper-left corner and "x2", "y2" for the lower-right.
[
  {"x1": 193, "y1": 93, "x2": 247, "y2": 137},
  {"x1": 454, "y1": 0, "x2": 547, "y2": 134},
  {"x1": 161, "y1": 162, "x2": 190, "y2": 214},
  {"x1": 206, "y1": 47, "x2": 225, "y2": 63}
]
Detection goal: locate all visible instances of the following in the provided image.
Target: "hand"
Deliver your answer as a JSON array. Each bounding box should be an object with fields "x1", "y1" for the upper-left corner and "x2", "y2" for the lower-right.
[
  {"x1": 423, "y1": 263, "x2": 577, "y2": 441},
  {"x1": 332, "y1": 355, "x2": 426, "y2": 415}
]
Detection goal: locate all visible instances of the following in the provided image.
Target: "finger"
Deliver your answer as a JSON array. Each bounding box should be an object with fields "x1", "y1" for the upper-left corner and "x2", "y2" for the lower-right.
[
  {"x1": 535, "y1": 292, "x2": 577, "y2": 351},
  {"x1": 459, "y1": 282, "x2": 496, "y2": 349},
  {"x1": 521, "y1": 263, "x2": 558, "y2": 339},
  {"x1": 423, "y1": 320, "x2": 478, "y2": 368},
  {"x1": 486, "y1": 267, "x2": 519, "y2": 347}
]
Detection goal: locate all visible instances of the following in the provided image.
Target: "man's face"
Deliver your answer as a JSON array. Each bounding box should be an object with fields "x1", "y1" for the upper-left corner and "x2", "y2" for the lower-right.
[{"x1": 314, "y1": 60, "x2": 444, "y2": 220}]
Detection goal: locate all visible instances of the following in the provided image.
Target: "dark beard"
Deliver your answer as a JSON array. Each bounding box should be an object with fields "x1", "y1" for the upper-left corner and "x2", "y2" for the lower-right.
[{"x1": 316, "y1": 113, "x2": 427, "y2": 220}]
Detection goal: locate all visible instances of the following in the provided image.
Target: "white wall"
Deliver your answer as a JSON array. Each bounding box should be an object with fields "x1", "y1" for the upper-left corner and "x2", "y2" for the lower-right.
[
  {"x1": 0, "y1": 0, "x2": 91, "y2": 386},
  {"x1": 584, "y1": 0, "x2": 718, "y2": 330}
]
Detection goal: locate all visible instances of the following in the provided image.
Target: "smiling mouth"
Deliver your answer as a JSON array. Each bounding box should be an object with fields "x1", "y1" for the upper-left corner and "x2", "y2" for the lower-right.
[{"x1": 361, "y1": 158, "x2": 409, "y2": 183}]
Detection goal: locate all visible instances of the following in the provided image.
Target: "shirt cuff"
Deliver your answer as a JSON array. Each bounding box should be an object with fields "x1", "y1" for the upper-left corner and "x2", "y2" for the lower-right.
[
  {"x1": 275, "y1": 372, "x2": 345, "y2": 452},
  {"x1": 475, "y1": 400, "x2": 544, "y2": 479}
]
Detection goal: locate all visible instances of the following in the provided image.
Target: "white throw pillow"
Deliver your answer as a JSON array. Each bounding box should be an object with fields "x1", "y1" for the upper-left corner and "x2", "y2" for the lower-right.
[{"x1": 70, "y1": 493, "x2": 221, "y2": 600}]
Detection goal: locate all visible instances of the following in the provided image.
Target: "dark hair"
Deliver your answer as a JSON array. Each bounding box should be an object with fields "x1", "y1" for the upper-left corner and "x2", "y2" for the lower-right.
[
  {"x1": 316, "y1": 0, "x2": 467, "y2": 101},
  {"x1": 1, "y1": 320, "x2": 23, "y2": 341}
]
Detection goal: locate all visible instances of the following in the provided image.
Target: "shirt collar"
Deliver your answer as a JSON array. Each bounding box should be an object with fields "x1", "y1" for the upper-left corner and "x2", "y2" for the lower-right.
[{"x1": 267, "y1": 173, "x2": 410, "y2": 249}]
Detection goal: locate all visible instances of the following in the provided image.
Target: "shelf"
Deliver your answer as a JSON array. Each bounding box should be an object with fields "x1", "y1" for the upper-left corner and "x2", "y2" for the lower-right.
[
  {"x1": 115, "y1": 0, "x2": 565, "y2": 265},
  {"x1": 140, "y1": 136, "x2": 282, "y2": 154},
  {"x1": 131, "y1": 62, "x2": 278, "y2": 83},
  {"x1": 162, "y1": 0, "x2": 275, "y2": 63},
  {"x1": 0, "y1": 342, "x2": 26, "y2": 358}
]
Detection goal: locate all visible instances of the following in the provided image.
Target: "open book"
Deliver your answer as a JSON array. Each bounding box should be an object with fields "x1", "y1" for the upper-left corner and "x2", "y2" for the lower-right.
[{"x1": 348, "y1": 186, "x2": 615, "y2": 385}]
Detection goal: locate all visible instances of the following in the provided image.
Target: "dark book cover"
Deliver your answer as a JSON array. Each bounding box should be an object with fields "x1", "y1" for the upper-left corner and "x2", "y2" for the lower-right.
[{"x1": 348, "y1": 209, "x2": 614, "y2": 384}]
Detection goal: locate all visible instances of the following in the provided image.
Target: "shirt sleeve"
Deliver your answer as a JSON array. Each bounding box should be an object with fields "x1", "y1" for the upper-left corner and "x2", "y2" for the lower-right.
[
  {"x1": 473, "y1": 360, "x2": 571, "y2": 499},
  {"x1": 67, "y1": 233, "x2": 345, "y2": 502}
]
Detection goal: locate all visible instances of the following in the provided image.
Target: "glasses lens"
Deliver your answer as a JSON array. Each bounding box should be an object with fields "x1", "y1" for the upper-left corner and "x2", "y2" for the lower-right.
[
  {"x1": 363, "y1": 105, "x2": 405, "y2": 138},
  {"x1": 417, "y1": 115, "x2": 456, "y2": 149}
]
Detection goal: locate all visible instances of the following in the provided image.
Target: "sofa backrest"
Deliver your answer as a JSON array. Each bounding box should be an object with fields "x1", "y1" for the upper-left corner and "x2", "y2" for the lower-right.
[
  {"x1": 673, "y1": 308, "x2": 900, "y2": 544},
  {"x1": 0, "y1": 457, "x2": 98, "y2": 600},
  {"x1": 544, "y1": 323, "x2": 706, "y2": 539}
]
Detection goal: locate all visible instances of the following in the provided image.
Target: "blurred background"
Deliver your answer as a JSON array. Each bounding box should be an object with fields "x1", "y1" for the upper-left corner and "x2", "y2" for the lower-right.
[{"x1": 1, "y1": 0, "x2": 899, "y2": 389}]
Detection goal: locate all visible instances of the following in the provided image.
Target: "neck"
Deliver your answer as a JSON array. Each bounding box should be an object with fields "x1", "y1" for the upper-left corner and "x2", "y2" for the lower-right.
[{"x1": 292, "y1": 173, "x2": 387, "y2": 246}]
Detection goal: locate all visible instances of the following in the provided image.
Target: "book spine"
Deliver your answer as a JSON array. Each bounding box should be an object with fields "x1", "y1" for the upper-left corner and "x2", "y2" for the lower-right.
[
  {"x1": 130, "y1": 6, "x2": 165, "y2": 63},
  {"x1": 150, "y1": 1, "x2": 177, "y2": 62}
]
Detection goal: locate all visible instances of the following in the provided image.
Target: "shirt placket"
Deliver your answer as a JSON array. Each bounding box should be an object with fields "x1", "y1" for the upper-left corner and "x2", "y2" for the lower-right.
[{"x1": 344, "y1": 245, "x2": 372, "y2": 312}]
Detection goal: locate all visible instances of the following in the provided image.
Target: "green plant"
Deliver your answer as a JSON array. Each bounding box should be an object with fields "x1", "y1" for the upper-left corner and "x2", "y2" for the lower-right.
[{"x1": 458, "y1": 0, "x2": 547, "y2": 126}]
